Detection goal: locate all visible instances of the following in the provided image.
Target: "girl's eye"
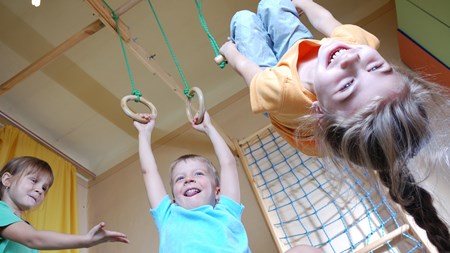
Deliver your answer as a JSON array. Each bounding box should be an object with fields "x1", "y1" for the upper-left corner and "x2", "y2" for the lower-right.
[
  {"x1": 195, "y1": 171, "x2": 204, "y2": 176},
  {"x1": 175, "y1": 176, "x2": 183, "y2": 182},
  {"x1": 340, "y1": 80, "x2": 353, "y2": 91},
  {"x1": 369, "y1": 65, "x2": 381, "y2": 72}
]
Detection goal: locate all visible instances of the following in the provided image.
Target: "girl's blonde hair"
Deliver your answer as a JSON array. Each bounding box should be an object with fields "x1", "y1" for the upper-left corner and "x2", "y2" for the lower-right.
[
  {"x1": 0, "y1": 156, "x2": 54, "y2": 199},
  {"x1": 300, "y1": 66, "x2": 450, "y2": 251}
]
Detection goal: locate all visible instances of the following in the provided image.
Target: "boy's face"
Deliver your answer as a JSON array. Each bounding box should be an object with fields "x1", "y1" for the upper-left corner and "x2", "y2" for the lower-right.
[
  {"x1": 313, "y1": 41, "x2": 403, "y2": 114},
  {"x1": 2, "y1": 171, "x2": 51, "y2": 213},
  {"x1": 171, "y1": 159, "x2": 219, "y2": 210}
]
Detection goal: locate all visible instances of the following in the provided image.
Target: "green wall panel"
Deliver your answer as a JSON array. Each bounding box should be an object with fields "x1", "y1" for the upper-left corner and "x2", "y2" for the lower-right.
[
  {"x1": 410, "y1": 0, "x2": 449, "y2": 26},
  {"x1": 395, "y1": 0, "x2": 450, "y2": 66}
]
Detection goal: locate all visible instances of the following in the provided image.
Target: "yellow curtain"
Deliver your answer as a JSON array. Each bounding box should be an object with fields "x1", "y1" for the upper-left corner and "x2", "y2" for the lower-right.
[{"x1": 0, "y1": 125, "x2": 79, "y2": 253}]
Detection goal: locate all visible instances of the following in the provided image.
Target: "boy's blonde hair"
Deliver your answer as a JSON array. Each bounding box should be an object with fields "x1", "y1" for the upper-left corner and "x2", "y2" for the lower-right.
[
  {"x1": 301, "y1": 66, "x2": 450, "y2": 250},
  {"x1": 0, "y1": 156, "x2": 54, "y2": 198},
  {"x1": 169, "y1": 154, "x2": 220, "y2": 191}
]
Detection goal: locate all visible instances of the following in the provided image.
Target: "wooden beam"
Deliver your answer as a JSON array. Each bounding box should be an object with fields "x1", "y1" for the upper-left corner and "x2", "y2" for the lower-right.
[
  {"x1": 0, "y1": 20, "x2": 104, "y2": 96},
  {"x1": 85, "y1": 0, "x2": 133, "y2": 42},
  {"x1": 84, "y1": 0, "x2": 185, "y2": 100},
  {"x1": 127, "y1": 39, "x2": 188, "y2": 101},
  {"x1": 0, "y1": 0, "x2": 142, "y2": 96},
  {"x1": 114, "y1": 0, "x2": 143, "y2": 16}
]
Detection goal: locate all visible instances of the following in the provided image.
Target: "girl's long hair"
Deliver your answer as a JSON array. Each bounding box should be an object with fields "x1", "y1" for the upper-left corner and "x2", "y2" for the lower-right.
[{"x1": 300, "y1": 66, "x2": 450, "y2": 251}]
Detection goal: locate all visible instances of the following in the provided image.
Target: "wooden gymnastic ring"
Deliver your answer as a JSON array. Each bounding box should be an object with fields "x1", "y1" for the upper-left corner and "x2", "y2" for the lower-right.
[
  {"x1": 186, "y1": 87, "x2": 205, "y2": 124},
  {"x1": 121, "y1": 95, "x2": 157, "y2": 123}
]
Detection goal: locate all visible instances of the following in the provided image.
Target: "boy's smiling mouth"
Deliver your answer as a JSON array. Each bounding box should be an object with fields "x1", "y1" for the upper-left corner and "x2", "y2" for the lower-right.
[{"x1": 184, "y1": 188, "x2": 201, "y2": 197}]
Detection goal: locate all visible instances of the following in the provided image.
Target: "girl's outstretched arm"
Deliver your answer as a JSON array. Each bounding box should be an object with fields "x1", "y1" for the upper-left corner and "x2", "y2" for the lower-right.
[{"x1": 1, "y1": 221, "x2": 128, "y2": 250}]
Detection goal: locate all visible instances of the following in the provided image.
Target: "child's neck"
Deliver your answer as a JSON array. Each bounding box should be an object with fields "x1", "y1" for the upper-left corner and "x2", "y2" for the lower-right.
[
  {"x1": 2, "y1": 198, "x2": 23, "y2": 216},
  {"x1": 13, "y1": 209, "x2": 22, "y2": 216}
]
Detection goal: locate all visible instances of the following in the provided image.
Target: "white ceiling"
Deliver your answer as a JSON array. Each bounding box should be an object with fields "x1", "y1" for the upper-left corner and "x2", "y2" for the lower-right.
[{"x1": 0, "y1": 0, "x2": 392, "y2": 179}]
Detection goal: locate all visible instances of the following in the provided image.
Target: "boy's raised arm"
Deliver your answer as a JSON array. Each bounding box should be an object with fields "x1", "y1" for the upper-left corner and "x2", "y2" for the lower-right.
[
  {"x1": 192, "y1": 112, "x2": 240, "y2": 203},
  {"x1": 134, "y1": 114, "x2": 168, "y2": 208}
]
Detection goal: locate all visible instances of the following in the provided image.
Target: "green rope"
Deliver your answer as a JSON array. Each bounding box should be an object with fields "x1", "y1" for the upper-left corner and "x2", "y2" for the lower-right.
[
  {"x1": 194, "y1": 0, "x2": 226, "y2": 69},
  {"x1": 145, "y1": 0, "x2": 192, "y2": 98},
  {"x1": 102, "y1": 0, "x2": 142, "y2": 102}
]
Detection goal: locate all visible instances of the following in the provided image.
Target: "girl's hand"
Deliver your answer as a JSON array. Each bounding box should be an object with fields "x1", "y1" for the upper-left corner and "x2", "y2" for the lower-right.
[
  {"x1": 219, "y1": 40, "x2": 238, "y2": 59},
  {"x1": 133, "y1": 113, "x2": 156, "y2": 132},
  {"x1": 87, "y1": 222, "x2": 129, "y2": 246}
]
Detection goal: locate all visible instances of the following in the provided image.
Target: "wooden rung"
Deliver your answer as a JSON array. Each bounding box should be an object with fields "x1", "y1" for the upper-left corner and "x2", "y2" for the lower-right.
[{"x1": 355, "y1": 224, "x2": 410, "y2": 253}]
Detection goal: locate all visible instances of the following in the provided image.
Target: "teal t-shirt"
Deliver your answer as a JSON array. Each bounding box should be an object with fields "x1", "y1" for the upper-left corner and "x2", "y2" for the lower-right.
[
  {"x1": 151, "y1": 195, "x2": 251, "y2": 253},
  {"x1": 0, "y1": 201, "x2": 37, "y2": 253}
]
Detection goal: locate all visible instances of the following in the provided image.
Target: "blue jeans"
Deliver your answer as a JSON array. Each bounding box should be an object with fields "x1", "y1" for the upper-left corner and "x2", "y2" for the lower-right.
[{"x1": 230, "y1": 0, "x2": 313, "y2": 68}]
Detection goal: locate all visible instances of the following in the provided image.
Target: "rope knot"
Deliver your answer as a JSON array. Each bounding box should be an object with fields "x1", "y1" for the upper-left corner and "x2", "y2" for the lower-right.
[
  {"x1": 132, "y1": 90, "x2": 142, "y2": 102},
  {"x1": 184, "y1": 87, "x2": 193, "y2": 98}
]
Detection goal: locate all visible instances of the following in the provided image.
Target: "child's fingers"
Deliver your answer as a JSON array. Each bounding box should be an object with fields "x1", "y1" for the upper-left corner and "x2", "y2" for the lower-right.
[
  {"x1": 192, "y1": 112, "x2": 201, "y2": 125},
  {"x1": 107, "y1": 231, "x2": 129, "y2": 243},
  {"x1": 138, "y1": 113, "x2": 150, "y2": 120},
  {"x1": 134, "y1": 113, "x2": 155, "y2": 124},
  {"x1": 94, "y1": 222, "x2": 106, "y2": 232},
  {"x1": 115, "y1": 237, "x2": 130, "y2": 243},
  {"x1": 92, "y1": 222, "x2": 104, "y2": 229}
]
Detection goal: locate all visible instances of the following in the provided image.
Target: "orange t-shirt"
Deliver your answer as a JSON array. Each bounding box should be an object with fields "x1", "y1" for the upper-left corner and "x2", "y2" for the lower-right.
[{"x1": 249, "y1": 25, "x2": 379, "y2": 156}]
